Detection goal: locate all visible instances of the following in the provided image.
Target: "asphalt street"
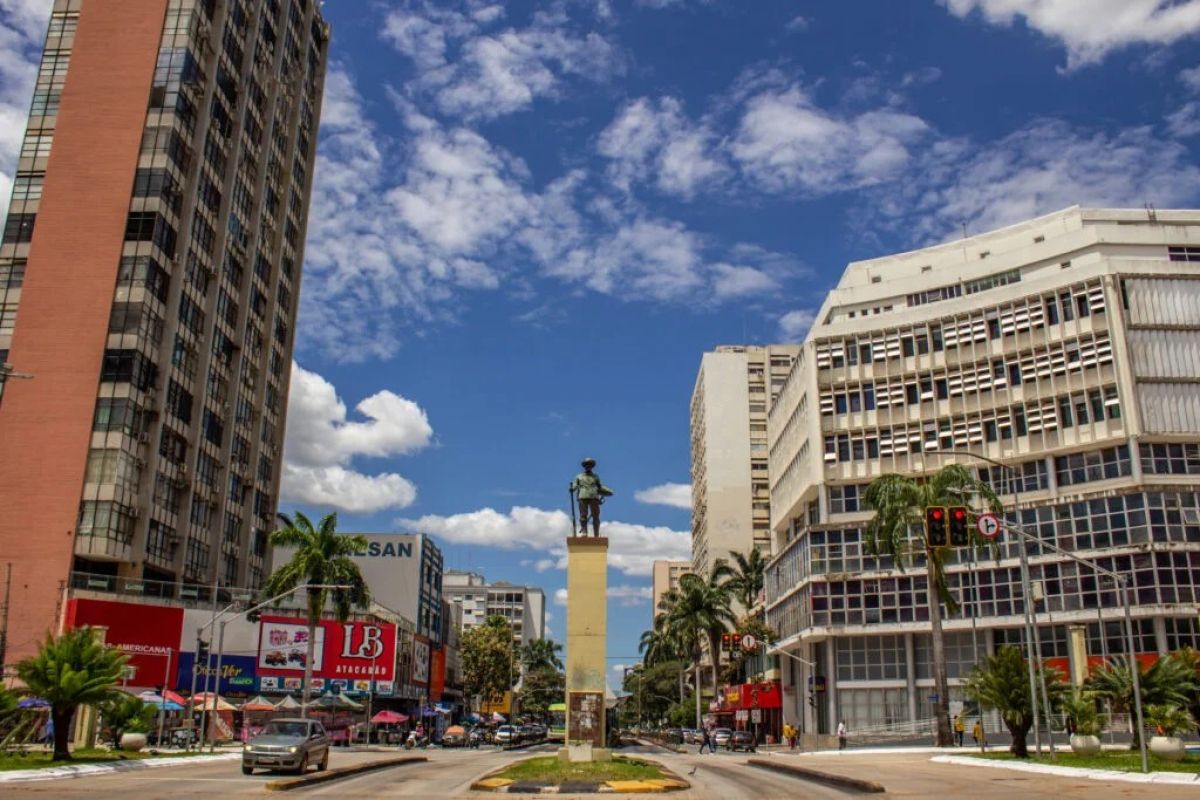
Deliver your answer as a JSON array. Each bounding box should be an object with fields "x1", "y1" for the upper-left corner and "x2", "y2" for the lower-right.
[{"x1": 1, "y1": 743, "x2": 1194, "y2": 798}]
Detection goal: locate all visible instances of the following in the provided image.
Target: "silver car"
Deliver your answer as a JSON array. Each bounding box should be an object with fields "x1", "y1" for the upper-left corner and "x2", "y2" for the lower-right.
[
  {"x1": 243, "y1": 718, "x2": 330, "y2": 775},
  {"x1": 712, "y1": 728, "x2": 733, "y2": 749}
]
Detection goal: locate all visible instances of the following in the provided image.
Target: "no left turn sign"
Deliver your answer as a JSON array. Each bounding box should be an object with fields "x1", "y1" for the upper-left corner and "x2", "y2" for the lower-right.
[
  {"x1": 740, "y1": 633, "x2": 758, "y2": 651},
  {"x1": 976, "y1": 512, "x2": 1001, "y2": 539}
]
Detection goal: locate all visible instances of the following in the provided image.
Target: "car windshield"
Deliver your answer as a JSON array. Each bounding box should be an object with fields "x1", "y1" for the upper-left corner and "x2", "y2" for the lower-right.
[{"x1": 264, "y1": 722, "x2": 308, "y2": 737}]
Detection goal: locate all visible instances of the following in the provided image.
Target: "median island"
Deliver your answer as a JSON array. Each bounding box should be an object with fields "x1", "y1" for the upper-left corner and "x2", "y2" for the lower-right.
[{"x1": 473, "y1": 756, "x2": 688, "y2": 793}]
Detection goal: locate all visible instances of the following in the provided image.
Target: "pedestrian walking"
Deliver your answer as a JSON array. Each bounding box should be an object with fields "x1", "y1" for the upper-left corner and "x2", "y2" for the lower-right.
[
  {"x1": 972, "y1": 719, "x2": 986, "y2": 752},
  {"x1": 837, "y1": 720, "x2": 847, "y2": 751},
  {"x1": 954, "y1": 714, "x2": 965, "y2": 747},
  {"x1": 698, "y1": 728, "x2": 713, "y2": 755}
]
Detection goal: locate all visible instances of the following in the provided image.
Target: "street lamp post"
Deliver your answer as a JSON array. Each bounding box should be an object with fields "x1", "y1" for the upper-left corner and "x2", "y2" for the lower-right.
[{"x1": 767, "y1": 645, "x2": 817, "y2": 738}]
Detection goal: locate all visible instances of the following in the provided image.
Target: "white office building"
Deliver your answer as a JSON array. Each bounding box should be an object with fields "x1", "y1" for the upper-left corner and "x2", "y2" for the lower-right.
[{"x1": 443, "y1": 570, "x2": 546, "y2": 646}]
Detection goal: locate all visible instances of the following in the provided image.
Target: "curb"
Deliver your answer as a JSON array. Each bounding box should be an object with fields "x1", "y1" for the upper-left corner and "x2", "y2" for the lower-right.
[
  {"x1": 264, "y1": 755, "x2": 428, "y2": 791},
  {"x1": 747, "y1": 758, "x2": 886, "y2": 793},
  {"x1": 634, "y1": 738, "x2": 686, "y2": 754},
  {"x1": 0, "y1": 753, "x2": 240, "y2": 784},
  {"x1": 470, "y1": 756, "x2": 689, "y2": 794},
  {"x1": 931, "y1": 754, "x2": 1200, "y2": 786}
]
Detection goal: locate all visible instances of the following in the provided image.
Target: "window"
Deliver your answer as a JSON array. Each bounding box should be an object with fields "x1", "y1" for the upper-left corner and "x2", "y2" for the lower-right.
[
  {"x1": 1055, "y1": 445, "x2": 1132, "y2": 487},
  {"x1": 166, "y1": 379, "x2": 194, "y2": 424},
  {"x1": 19, "y1": 129, "x2": 53, "y2": 159},
  {"x1": 77, "y1": 501, "x2": 136, "y2": 542},
  {"x1": 203, "y1": 408, "x2": 225, "y2": 446},
  {"x1": 100, "y1": 349, "x2": 158, "y2": 391},
  {"x1": 93, "y1": 398, "x2": 145, "y2": 435},
  {"x1": 159, "y1": 426, "x2": 188, "y2": 464},
  {"x1": 829, "y1": 485, "x2": 864, "y2": 514},
  {"x1": 1141, "y1": 442, "x2": 1200, "y2": 475},
  {"x1": 0, "y1": 303, "x2": 16, "y2": 335},
  {"x1": 117, "y1": 256, "x2": 170, "y2": 303},
  {"x1": 11, "y1": 172, "x2": 44, "y2": 201},
  {"x1": 1168, "y1": 246, "x2": 1200, "y2": 262},
  {"x1": 3, "y1": 213, "x2": 36, "y2": 244}
]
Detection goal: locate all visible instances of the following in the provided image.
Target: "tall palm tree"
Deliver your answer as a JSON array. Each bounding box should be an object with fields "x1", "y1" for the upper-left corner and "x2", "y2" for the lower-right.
[
  {"x1": 17, "y1": 627, "x2": 127, "y2": 760},
  {"x1": 520, "y1": 638, "x2": 564, "y2": 673},
  {"x1": 264, "y1": 511, "x2": 370, "y2": 717},
  {"x1": 863, "y1": 464, "x2": 1000, "y2": 747},
  {"x1": 640, "y1": 612, "x2": 699, "y2": 708},
  {"x1": 713, "y1": 548, "x2": 767, "y2": 614},
  {"x1": 658, "y1": 569, "x2": 735, "y2": 709}
]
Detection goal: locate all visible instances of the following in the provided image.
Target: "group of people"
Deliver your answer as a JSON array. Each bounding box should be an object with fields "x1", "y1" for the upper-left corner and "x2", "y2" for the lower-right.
[{"x1": 954, "y1": 713, "x2": 987, "y2": 749}]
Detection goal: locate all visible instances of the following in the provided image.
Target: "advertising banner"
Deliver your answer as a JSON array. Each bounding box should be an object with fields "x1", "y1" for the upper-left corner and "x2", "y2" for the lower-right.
[
  {"x1": 257, "y1": 616, "x2": 396, "y2": 682},
  {"x1": 412, "y1": 636, "x2": 430, "y2": 685},
  {"x1": 65, "y1": 599, "x2": 183, "y2": 687},
  {"x1": 429, "y1": 647, "x2": 446, "y2": 700},
  {"x1": 176, "y1": 652, "x2": 258, "y2": 694}
]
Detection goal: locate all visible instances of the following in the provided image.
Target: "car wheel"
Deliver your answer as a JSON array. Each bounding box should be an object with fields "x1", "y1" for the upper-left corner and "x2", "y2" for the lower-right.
[
  {"x1": 317, "y1": 751, "x2": 328, "y2": 772},
  {"x1": 242, "y1": 765, "x2": 253, "y2": 776},
  {"x1": 296, "y1": 754, "x2": 308, "y2": 775}
]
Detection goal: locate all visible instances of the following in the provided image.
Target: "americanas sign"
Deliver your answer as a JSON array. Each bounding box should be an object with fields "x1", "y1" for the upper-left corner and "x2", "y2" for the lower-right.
[{"x1": 257, "y1": 616, "x2": 396, "y2": 682}]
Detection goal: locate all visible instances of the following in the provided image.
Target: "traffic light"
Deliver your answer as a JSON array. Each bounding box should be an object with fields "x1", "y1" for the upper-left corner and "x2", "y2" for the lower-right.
[
  {"x1": 196, "y1": 638, "x2": 210, "y2": 662},
  {"x1": 925, "y1": 506, "x2": 947, "y2": 547},
  {"x1": 720, "y1": 633, "x2": 731, "y2": 652},
  {"x1": 949, "y1": 506, "x2": 969, "y2": 546}
]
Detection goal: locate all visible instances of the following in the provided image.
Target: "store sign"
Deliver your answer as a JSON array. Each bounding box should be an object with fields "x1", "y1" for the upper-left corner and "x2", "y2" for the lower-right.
[
  {"x1": 177, "y1": 653, "x2": 258, "y2": 694},
  {"x1": 257, "y1": 616, "x2": 396, "y2": 682},
  {"x1": 412, "y1": 637, "x2": 430, "y2": 685},
  {"x1": 65, "y1": 599, "x2": 183, "y2": 686}
]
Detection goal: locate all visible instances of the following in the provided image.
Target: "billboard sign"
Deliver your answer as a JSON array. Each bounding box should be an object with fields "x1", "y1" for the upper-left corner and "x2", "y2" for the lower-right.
[
  {"x1": 176, "y1": 652, "x2": 258, "y2": 694},
  {"x1": 412, "y1": 636, "x2": 430, "y2": 685},
  {"x1": 64, "y1": 599, "x2": 183, "y2": 687},
  {"x1": 257, "y1": 616, "x2": 396, "y2": 682}
]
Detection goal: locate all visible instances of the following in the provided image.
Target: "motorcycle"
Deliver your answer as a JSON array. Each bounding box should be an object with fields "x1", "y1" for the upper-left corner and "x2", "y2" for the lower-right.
[{"x1": 468, "y1": 730, "x2": 482, "y2": 749}]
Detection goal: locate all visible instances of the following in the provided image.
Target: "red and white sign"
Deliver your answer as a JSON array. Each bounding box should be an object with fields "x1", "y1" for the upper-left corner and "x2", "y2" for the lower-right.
[
  {"x1": 976, "y1": 513, "x2": 1001, "y2": 539},
  {"x1": 257, "y1": 616, "x2": 396, "y2": 682},
  {"x1": 64, "y1": 598, "x2": 183, "y2": 686},
  {"x1": 740, "y1": 633, "x2": 758, "y2": 651}
]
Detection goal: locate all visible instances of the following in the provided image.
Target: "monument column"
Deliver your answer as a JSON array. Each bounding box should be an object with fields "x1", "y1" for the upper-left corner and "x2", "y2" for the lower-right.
[{"x1": 563, "y1": 536, "x2": 610, "y2": 761}]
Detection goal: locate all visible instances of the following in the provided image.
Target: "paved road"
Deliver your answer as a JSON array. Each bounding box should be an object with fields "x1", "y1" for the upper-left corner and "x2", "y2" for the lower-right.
[{"x1": 3, "y1": 743, "x2": 1193, "y2": 798}]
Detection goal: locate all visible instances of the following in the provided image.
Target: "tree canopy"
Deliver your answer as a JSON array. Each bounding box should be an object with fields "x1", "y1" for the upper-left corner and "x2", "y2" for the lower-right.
[{"x1": 462, "y1": 616, "x2": 517, "y2": 705}]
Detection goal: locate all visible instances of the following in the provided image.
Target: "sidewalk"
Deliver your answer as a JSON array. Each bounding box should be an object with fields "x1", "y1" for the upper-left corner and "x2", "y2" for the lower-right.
[{"x1": 931, "y1": 753, "x2": 1200, "y2": 786}]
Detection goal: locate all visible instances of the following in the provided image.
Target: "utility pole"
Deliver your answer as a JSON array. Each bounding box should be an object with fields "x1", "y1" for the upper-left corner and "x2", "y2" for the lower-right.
[{"x1": 0, "y1": 562, "x2": 12, "y2": 675}]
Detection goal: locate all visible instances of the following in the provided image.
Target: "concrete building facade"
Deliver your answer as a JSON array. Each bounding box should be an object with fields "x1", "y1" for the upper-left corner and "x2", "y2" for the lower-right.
[
  {"x1": 650, "y1": 559, "x2": 691, "y2": 620},
  {"x1": 0, "y1": 0, "x2": 328, "y2": 666},
  {"x1": 443, "y1": 570, "x2": 546, "y2": 646},
  {"x1": 765, "y1": 207, "x2": 1200, "y2": 735},
  {"x1": 690, "y1": 345, "x2": 801, "y2": 577}
]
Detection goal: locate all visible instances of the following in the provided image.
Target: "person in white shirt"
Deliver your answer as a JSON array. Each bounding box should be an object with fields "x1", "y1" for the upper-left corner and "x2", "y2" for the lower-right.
[{"x1": 837, "y1": 720, "x2": 847, "y2": 751}]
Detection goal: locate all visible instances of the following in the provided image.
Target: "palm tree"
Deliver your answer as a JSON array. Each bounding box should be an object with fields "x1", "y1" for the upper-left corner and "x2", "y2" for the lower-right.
[
  {"x1": 1086, "y1": 652, "x2": 1199, "y2": 746},
  {"x1": 965, "y1": 645, "x2": 1067, "y2": 758},
  {"x1": 520, "y1": 638, "x2": 563, "y2": 673},
  {"x1": 264, "y1": 511, "x2": 370, "y2": 717},
  {"x1": 640, "y1": 612, "x2": 699, "y2": 708},
  {"x1": 658, "y1": 569, "x2": 735, "y2": 709},
  {"x1": 713, "y1": 548, "x2": 767, "y2": 614},
  {"x1": 17, "y1": 627, "x2": 127, "y2": 760},
  {"x1": 863, "y1": 463, "x2": 1000, "y2": 747}
]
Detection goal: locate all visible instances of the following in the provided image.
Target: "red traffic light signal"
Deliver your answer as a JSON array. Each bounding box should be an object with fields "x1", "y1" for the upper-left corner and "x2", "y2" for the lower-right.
[
  {"x1": 925, "y1": 506, "x2": 947, "y2": 547},
  {"x1": 949, "y1": 506, "x2": 969, "y2": 545}
]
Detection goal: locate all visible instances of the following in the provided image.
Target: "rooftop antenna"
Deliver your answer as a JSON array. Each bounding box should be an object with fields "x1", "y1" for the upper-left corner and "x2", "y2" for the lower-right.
[
  {"x1": 1145, "y1": 202, "x2": 1158, "y2": 223},
  {"x1": 960, "y1": 221, "x2": 968, "y2": 239}
]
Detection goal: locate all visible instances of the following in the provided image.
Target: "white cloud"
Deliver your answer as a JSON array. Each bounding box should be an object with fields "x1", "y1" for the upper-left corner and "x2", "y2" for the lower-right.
[
  {"x1": 634, "y1": 483, "x2": 692, "y2": 509},
  {"x1": 280, "y1": 363, "x2": 431, "y2": 513},
  {"x1": 731, "y1": 85, "x2": 930, "y2": 195},
  {"x1": 383, "y1": 2, "x2": 619, "y2": 121},
  {"x1": 521, "y1": 557, "x2": 557, "y2": 572},
  {"x1": 0, "y1": 0, "x2": 51, "y2": 222},
  {"x1": 710, "y1": 263, "x2": 779, "y2": 300},
  {"x1": 1181, "y1": 65, "x2": 1200, "y2": 92},
  {"x1": 874, "y1": 119, "x2": 1200, "y2": 243},
  {"x1": 941, "y1": 0, "x2": 1200, "y2": 69},
  {"x1": 597, "y1": 97, "x2": 727, "y2": 198},
  {"x1": 779, "y1": 309, "x2": 819, "y2": 340},
  {"x1": 607, "y1": 584, "x2": 654, "y2": 606},
  {"x1": 785, "y1": 15, "x2": 809, "y2": 32},
  {"x1": 396, "y1": 506, "x2": 691, "y2": 576},
  {"x1": 554, "y1": 587, "x2": 568, "y2": 606},
  {"x1": 1166, "y1": 102, "x2": 1200, "y2": 138}
]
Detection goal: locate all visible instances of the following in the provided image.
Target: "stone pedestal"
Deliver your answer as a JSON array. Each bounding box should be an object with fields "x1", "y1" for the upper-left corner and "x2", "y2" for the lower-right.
[{"x1": 561, "y1": 536, "x2": 610, "y2": 762}]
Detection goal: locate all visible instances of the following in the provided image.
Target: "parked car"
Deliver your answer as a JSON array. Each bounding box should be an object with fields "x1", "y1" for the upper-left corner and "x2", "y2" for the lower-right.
[
  {"x1": 243, "y1": 718, "x2": 329, "y2": 775},
  {"x1": 442, "y1": 725, "x2": 468, "y2": 747},
  {"x1": 683, "y1": 729, "x2": 700, "y2": 744},
  {"x1": 712, "y1": 728, "x2": 733, "y2": 749},
  {"x1": 665, "y1": 727, "x2": 684, "y2": 744},
  {"x1": 494, "y1": 725, "x2": 518, "y2": 745},
  {"x1": 730, "y1": 730, "x2": 757, "y2": 752}
]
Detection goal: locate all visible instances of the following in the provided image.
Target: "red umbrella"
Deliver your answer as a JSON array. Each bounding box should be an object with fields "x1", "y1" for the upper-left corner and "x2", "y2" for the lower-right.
[{"x1": 370, "y1": 710, "x2": 408, "y2": 724}]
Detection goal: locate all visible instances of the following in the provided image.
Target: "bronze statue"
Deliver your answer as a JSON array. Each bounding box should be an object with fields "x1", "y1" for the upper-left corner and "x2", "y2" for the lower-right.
[{"x1": 569, "y1": 457, "x2": 613, "y2": 536}]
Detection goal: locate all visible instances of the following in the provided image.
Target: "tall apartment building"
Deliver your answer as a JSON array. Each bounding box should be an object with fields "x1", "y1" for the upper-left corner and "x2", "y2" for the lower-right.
[
  {"x1": 690, "y1": 345, "x2": 801, "y2": 577},
  {"x1": 765, "y1": 207, "x2": 1200, "y2": 735},
  {"x1": 443, "y1": 570, "x2": 547, "y2": 646},
  {"x1": 650, "y1": 559, "x2": 690, "y2": 621},
  {"x1": 0, "y1": 0, "x2": 329, "y2": 666}
]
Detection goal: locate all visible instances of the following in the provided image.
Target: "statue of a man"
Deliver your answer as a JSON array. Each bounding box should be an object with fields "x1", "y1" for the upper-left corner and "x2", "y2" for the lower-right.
[{"x1": 570, "y1": 457, "x2": 613, "y2": 536}]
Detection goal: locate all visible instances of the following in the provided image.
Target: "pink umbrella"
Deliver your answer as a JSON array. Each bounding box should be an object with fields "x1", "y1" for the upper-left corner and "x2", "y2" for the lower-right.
[{"x1": 370, "y1": 710, "x2": 408, "y2": 724}]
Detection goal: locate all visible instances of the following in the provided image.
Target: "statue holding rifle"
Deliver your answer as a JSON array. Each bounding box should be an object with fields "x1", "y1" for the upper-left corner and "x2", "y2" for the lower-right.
[{"x1": 569, "y1": 458, "x2": 614, "y2": 537}]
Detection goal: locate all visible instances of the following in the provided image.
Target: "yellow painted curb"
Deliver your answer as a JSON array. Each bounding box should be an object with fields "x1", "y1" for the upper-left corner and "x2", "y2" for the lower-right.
[
  {"x1": 644, "y1": 779, "x2": 689, "y2": 789},
  {"x1": 474, "y1": 778, "x2": 513, "y2": 789},
  {"x1": 605, "y1": 780, "x2": 664, "y2": 793}
]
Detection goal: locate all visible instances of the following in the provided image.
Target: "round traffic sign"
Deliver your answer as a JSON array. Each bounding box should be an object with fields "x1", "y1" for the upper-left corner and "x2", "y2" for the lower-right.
[
  {"x1": 740, "y1": 633, "x2": 757, "y2": 651},
  {"x1": 976, "y1": 512, "x2": 1001, "y2": 539}
]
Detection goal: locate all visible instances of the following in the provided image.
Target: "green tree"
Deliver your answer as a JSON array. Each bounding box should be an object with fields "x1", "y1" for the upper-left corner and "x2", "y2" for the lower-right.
[
  {"x1": 1144, "y1": 704, "x2": 1193, "y2": 737},
  {"x1": 99, "y1": 694, "x2": 156, "y2": 747},
  {"x1": 520, "y1": 638, "x2": 563, "y2": 673},
  {"x1": 1171, "y1": 647, "x2": 1200, "y2": 735},
  {"x1": 264, "y1": 511, "x2": 370, "y2": 716},
  {"x1": 518, "y1": 666, "x2": 565, "y2": 718},
  {"x1": 622, "y1": 660, "x2": 688, "y2": 727},
  {"x1": 657, "y1": 569, "x2": 735, "y2": 710},
  {"x1": 714, "y1": 548, "x2": 768, "y2": 614},
  {"x1": 666, "y1": 695, "x2": 696, "y2": 728},
  {"x1": 639, "y1": 613, "x2": 699, "y2": 711},
  {"x1": 1086, "y1": 652, "x2": 1199, "y2": 746},
  {"x1": 964, "y1": 645, "x2": 1067, "y2": 758},
  {"x1": 1060, "y1": 689, "x2": 1101, "y2": 737},
  {"x1": 864, "y1": 464, "x2": 1000, "y2": 746},
  {"x1": 462, "y1": 616, "x2": 517, "y2": 708},
  {"x1": 17, "y1": 627, "x2": 127, "y2": 760}
]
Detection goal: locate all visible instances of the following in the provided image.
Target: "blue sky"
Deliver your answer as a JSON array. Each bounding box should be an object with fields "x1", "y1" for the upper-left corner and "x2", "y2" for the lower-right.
[{"x1": 3, "y1": 0, "x2": 1200, "y2": 678}]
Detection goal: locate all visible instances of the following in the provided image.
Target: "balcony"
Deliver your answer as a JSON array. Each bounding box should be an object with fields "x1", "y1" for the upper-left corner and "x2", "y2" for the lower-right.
[{"x1": 74, "y1": 533, "x2": 133, "y2": 562}]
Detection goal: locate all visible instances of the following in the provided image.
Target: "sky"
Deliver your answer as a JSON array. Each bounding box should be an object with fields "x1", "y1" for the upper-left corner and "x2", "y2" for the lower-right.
[{"x1": 3, "y1": 0, "x2": 1200, "y2": 681}]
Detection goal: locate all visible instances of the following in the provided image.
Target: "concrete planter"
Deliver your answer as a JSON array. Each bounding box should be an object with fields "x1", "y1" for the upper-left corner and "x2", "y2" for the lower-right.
[
  {"x1": 119, "y1": 732, "x2": 147, "y2": 752},
  {"x1": 1068, "y1": 734, "x2": 1101, "y2": 756},
  {"x1": 1149, "y1": 736, "x2": 1185, "y2": 762}
]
